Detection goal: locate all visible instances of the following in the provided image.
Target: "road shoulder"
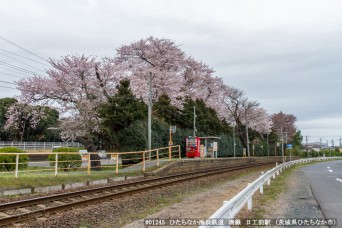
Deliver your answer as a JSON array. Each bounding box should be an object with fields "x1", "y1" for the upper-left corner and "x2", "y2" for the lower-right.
[{"x1": 262, "y1": 166, "x2": 328, "y2": 226}]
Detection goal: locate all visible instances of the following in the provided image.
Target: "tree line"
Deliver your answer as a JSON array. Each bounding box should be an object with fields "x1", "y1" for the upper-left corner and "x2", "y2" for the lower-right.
[{"x1": 0, "y1": 37, "x2": 303, "y2": 155}]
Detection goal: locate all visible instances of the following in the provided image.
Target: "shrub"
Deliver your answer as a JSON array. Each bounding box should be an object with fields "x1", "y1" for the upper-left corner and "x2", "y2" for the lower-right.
[
  {"x1": 48, "y1": 147, "x2": 82, "y2": 172},
  {"x1": 0, "y1": 147, "x2": 28, "y2": 171}
]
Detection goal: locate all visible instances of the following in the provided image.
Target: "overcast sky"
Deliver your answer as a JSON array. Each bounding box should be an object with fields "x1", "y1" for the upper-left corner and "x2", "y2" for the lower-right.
[{"x1": 0, "y1": 0, "x2": 341, "y2": 144}]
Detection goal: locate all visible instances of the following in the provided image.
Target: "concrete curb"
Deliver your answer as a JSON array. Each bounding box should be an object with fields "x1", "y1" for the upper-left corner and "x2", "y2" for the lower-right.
[{"x1": 0, "y1": 175, "x2": 143, "y2": 196}]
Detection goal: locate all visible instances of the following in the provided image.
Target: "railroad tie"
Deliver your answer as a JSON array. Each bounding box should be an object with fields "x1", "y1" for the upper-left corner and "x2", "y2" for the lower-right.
[
  {"x1": 54, "y1": 201, "x2": 65, "y2": 205},
  {"x1": 17, "y1": 208, "x2": 31, "y2": 214},
  {"x1": 0, "y1": 212, "x2": 10, "y2": 218},
  {"x1": 36, "y1": 204, "x2": 47, "y2": 209}
]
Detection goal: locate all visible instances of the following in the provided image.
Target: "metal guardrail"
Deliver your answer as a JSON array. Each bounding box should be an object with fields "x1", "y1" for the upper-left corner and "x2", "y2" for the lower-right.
[
  {"x1": 199, "y1": 157, "x2": 342, "y2": 228},
  {"x1": 0, "y1": 141, "x2": 81, "y2": 150}
]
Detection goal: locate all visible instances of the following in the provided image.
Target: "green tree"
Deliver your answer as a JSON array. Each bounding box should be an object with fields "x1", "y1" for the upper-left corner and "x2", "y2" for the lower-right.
[
  {"x1": 99, "y1": 79, "x2": 147, "y2": 148},
  {"x1": 153, "y1": 94, "x2": 181, "y2": 125},
  {"x1": 24, "y1": 106, "x2": 60, "y2": 141},
  {"x1": 180, "y1": 98, "x2": 225, "y2": 135}
]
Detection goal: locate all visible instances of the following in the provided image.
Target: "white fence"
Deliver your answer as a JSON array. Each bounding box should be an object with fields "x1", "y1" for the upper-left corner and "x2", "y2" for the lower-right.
[
  {"x1": 0, "y1": 141, "x2": 81, "y2": 150},
  {"x1": 199, "y1": 157, "x2": 342, "y2": 228}
]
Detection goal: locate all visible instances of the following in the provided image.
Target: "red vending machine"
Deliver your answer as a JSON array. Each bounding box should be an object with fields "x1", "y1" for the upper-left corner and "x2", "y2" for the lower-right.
[{"x1": 186, "y1": 136, "x2": 200, "y2": 158}]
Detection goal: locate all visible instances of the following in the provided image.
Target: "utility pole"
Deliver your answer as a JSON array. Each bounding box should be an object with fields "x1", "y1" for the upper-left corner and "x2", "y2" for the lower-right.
[
  {"x1": 281, "y1": 127, "x2": 284, "y2": 163},
  {"x1": 233, "y1": 123, "x2": 236, "y2": 157},
  {"x1": 267, "y1": 133, "x2": 269, "y2": 157},
  {"x1": 246, "y1": 124, "x2": 250, "y2": 157},
  {"x1": 339, "y1": 137, "x2": 342, "y2": 147},
  {"x1": 147, "y1": 72, "x2": 152, "y2": 160},
  {"x1": 193, "y1": 106, "x2": 196, "y2": 137},
  {"x1": 305, "y1": 135, "x2": 309, "y2": 157}
]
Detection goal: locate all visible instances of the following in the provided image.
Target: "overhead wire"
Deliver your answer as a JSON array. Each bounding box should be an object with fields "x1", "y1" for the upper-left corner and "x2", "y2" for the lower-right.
[
  {"x1": 0, "y1": 36, "x2": 48, "y2": 93},
  {"x1": 0, "y1": 80, "x2": 15, "y2": 85},
  {"x1": 0, "y1": 67, "x2": 28, "y2": 78},
  {"x1": 0, "y1": 48, "x2": 50, "y2": 67},
  {"x1": 0, "y1": 71, "x2": 24, "y2": 79},
  {"x1": 0, "y1": 35, "x2": 49, "y2": 63},
  {"x1": 0, "y1": 85, "x2": 16, "y2": 90},
  {"x1": 0, "y1": 60, "x2": 45, "y2": 77},
  {"x1": 0, "y1": 52, "x2": 46, "y2": 73}
]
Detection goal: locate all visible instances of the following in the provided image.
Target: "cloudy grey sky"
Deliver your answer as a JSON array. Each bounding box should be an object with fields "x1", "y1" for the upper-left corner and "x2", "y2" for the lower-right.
[{"x1": 0, "y1": 0, "x2": 341, "y2": 144}]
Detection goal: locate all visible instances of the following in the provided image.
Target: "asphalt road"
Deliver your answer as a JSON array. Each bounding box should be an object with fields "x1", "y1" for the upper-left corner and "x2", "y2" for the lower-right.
[{"x1": 302, "y1": 160, "x2": 342, "y2": 227}]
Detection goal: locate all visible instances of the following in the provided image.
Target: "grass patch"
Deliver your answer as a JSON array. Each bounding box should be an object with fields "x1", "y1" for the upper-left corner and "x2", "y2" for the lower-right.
[{"x1": 0, "y1": 160, "x2": 175, "y2": 190}]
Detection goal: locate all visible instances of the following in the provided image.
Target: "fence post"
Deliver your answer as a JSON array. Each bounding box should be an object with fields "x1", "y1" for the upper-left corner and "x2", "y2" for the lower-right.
[
  {"x1": 87, "y1": 153, "x2": 91, "y2": 176},
  {"x1": 267, "y1": 178, "x2": 271, "y2": 185},
  {"x1": 15, "y1": 154, "x2": 19, "y2": 178},
  {"x1": 156, "y1": 149, "x2": 160, "y2": 167},
  {"x1": 168, "y1": 146, "x2": 172, "y2": 161},
  {"x1": 116, "y1": 154, "x2": 119, "y2": 175},
  {"x1": 55, "y1": 153, "x2": 58, "y2": 177},
  {"x1": 143, "y1": 151, "x2": 146, "y2": 172},
  {"x1": 44, "y1": 142, "x2": 46, "y2": 150},
  {"x1": 178, "y1": 145, "x2": 181, "y2": 160}
]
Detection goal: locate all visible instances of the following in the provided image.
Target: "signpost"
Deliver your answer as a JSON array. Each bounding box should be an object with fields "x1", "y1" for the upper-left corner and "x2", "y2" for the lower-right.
[{"x1": 287, "y1": 144, "x2": 292, "y2": 161}]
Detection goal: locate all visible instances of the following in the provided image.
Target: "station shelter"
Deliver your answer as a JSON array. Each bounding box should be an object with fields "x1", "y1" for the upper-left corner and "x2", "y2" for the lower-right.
[{"x1": 186, "y1": 136, "x2": 221, "y2": 158}]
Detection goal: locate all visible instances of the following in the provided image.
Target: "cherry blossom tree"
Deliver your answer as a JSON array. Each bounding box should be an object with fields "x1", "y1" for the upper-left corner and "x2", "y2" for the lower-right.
[
  {"x1": 116, "y1": 37, "x2": 187, "y2": 108},
  {"x1": 116, "y1": 37, "x2": 230, "y2": 120},
  {"x1": 223, "y1": 86, "x2": 272, "y2": 155},
  {"x1": 4, "y1": 103, "x2": 46, "y2": 141},
  {"x1": 16, "y1": 55, "x2": 121, "y2": 169},
  {"x1": 16, "y1": 54, "x2": 120, "y2": 142},
  {"x1": 271, "y1": 111, "x2": 297, "y2": 141}
]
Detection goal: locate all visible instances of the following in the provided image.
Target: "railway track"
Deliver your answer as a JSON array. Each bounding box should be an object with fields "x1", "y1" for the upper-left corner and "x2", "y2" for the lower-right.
[{"x1": 0, "y1": 161, "x2": 274, "y2": 227}]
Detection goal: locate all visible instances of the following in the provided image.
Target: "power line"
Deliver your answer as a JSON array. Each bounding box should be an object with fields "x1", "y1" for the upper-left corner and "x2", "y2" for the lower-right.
[
  {"x1": 0, "y1": 71, "x2": 24, "y2": 79},
  {"x1": 0, "y1": 67, "x2": 28, "y2": 78},
  {"x1": 0, "y1": 35, "x2": 48, "y2": 63},
  {"x1": 0, "y1": 48, "x2": 50, "y2": 67},
  {"x1": 0, "y1": 80, "x2": 15, "y2": 85},
  {"x1": 0, "y1": 61, "x2": 45, "y2": 77},
  {"x1": 0, "y1": 52, "x2": 46, "y2": 73},
  {"x1": 0, "y1": 85, "x2": 16, "y2": 90}
]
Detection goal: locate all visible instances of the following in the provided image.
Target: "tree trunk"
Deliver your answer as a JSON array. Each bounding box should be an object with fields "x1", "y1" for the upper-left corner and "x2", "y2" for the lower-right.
[{"x1": 76, "y1": 136, "x2": 101, "y2": 171}]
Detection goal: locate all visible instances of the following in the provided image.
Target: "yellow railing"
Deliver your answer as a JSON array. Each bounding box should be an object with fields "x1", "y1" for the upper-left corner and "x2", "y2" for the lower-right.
[{"x1": 0, "y1": 145, "x2": 181, "y2": 178}]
